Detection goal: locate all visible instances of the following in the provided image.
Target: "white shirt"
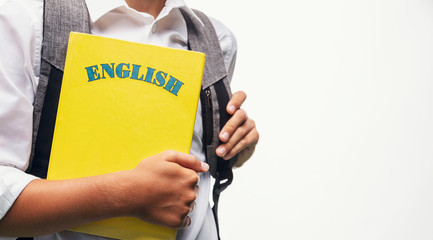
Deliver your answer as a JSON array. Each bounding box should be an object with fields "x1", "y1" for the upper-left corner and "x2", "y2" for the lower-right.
[{"x1": 0, "y1": 0, "x2": 237, "y2": 239}]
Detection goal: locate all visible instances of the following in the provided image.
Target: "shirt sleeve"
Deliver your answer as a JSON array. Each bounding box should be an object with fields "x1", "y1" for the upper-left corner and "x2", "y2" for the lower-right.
[
  {"x1": 209, "y1": 17, "x2": 238, "y2": 82},
  {"x1": 0, "y1": 0, "x2": 43, "y2": 221}
]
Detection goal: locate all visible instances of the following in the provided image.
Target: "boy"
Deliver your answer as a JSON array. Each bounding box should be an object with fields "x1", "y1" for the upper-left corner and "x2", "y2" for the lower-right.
[{"x1": 0, "y1": 0, "x2": 259, "y2": 239}]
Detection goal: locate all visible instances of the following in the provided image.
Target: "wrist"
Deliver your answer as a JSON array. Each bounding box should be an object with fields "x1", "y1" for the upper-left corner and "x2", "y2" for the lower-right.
[{"x1": 91, "y1": 170, "x2": 136, "y2": 218}]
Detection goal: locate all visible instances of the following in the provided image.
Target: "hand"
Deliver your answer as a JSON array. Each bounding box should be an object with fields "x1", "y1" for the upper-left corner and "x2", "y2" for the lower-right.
[
  {"x1": 216, "y1": 91, "x2": 259, "y2": 167},
  {"x1": 124, "y1": 150, "x2": 208, "y2": 228}
]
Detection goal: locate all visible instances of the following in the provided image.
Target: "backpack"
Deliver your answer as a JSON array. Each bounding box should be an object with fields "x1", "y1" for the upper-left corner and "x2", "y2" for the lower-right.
[{"x1": 24, "y1": 0, "x2": 237, "y2": 239}]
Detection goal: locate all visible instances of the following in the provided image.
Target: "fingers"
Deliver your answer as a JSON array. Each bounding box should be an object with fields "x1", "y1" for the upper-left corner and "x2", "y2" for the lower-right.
[
  {"x1": 163, "y1": 150, "x2": 209, "y2": 173},
  {"x1": 216, "y1": 90, "x2": 259, "y2": 162},
  {"x1": 162, "y1": 150, "x2": 202, "y2": 228},
  {"x1": 178, "y1": 187, "x2": 199, "y2": 229},
  {"x1": 217, "y1": 117, "x2": 258, "y2": 160},
  {"x1": 226, "y1": 91, "x2": 247, "y2": 115},
  {"x1": 219, "y1": 108, "x2": 248, "y2": 143},
  {"x1": 132, "y1": 151, "x2": 205, "y2": 229}
]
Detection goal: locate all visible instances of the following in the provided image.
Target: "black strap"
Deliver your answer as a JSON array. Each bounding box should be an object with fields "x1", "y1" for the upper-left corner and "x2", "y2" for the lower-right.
[
  {"x1": 27, "y1": 66, "x2": 64, "y2": 178},
  {"x1": 211, "y1": 80, "x2": 234, "y2": 240}
]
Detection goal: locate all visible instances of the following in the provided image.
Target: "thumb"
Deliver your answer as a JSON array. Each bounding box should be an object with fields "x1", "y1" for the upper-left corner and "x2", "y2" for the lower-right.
[{"x1": 163, "y1": 150, "x2": 209, "y2": 173}]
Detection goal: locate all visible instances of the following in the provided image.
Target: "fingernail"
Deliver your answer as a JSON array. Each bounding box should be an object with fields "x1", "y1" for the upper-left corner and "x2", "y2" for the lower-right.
[
  {"x1": 182, "y1": 216, "x2": 191, "y2": 228},
  {"x1": 221, "y1": 132, "x2": 229, "y2": 141},
  {"x1": 228, "y1": 105, "x2": 236, "y2": 113},
  {"x1": 189, "y1": 201, "x2": 196, "y2": 214},
  {"x1": 201, "y1": 162, "x2": 209, "y2": 171},
  {"x1": 217, "y1": 147, "x2": 226, "y2": 156}
]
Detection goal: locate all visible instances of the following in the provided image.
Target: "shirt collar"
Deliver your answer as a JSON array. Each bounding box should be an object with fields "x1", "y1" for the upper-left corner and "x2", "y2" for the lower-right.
[
  {"x1": 85, "y1": 0, "x2": 203, "y2": 26},
  {"x1": 85, "y1": 0, "x2": 126, "y2": 23}
]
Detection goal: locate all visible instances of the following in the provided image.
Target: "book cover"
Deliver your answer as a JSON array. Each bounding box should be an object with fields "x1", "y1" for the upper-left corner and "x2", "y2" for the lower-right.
[{"x1": 47, "y1": 32, "x2": 205, "y2": 239}]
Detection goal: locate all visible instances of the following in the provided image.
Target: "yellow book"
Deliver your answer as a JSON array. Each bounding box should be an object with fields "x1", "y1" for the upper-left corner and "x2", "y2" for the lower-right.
[{"x1": 47, "y1": 32, "x2": 205, "y2": 240}]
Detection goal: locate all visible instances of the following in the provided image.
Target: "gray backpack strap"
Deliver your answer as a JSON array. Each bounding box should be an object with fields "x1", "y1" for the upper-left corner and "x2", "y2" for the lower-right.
[
  {"x1": 179, "y1": 7, "x2": 236, "y2": 240},
  {"x1": 179, "y1": 9, "x2": 228, "y2": 90},
  {"x1": 27, "y1": 0, "x2": 90, "y2": 177}
]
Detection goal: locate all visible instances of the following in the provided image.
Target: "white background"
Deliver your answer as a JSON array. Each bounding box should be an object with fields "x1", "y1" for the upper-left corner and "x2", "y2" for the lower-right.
[{"x1": 187, "y1": 0, "x2": 433, "y2": 239}]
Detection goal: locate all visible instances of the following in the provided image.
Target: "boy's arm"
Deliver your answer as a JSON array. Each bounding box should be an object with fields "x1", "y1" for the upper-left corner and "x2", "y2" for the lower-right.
[{"x1": 0, "y1": 151, "x2": 208, "y2": 237}]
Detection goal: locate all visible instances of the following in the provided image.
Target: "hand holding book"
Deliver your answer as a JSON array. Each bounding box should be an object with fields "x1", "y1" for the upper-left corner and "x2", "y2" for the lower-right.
[{"x1": 116, "y1": 150, "x2": 208, "y2": 229}]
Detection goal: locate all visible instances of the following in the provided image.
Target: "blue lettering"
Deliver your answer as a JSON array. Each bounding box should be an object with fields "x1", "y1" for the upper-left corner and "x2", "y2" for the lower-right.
[
  {"x1": 131, "y1": 64, "x2": 144, "y2": 80},
  {"x1": 84, "y1": 63, "x2": 184, "y2": 96},
  {"x1": 85, "y1": 65, "x2": 101, "y2": 82},
  {"x1": 100, "y1": 63, "x2": 115, "y2": 79},
  {"x1": 164, "y1": 76, "x2": 184, "y2": 96},
  {"x1": 144, "y1": 67, "x2": 155, "y2": 83},
  {"x1": 153, "y1": 71, "x2": 167, "y2": 87},
  {"x1": 116, "y1": 63, "x2": 130, "y2": 78}
]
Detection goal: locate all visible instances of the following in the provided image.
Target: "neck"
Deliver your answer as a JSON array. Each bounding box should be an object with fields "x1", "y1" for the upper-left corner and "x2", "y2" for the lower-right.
[{"x1": 125, "y1": 0, "x2": 166, "y2": 18}]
